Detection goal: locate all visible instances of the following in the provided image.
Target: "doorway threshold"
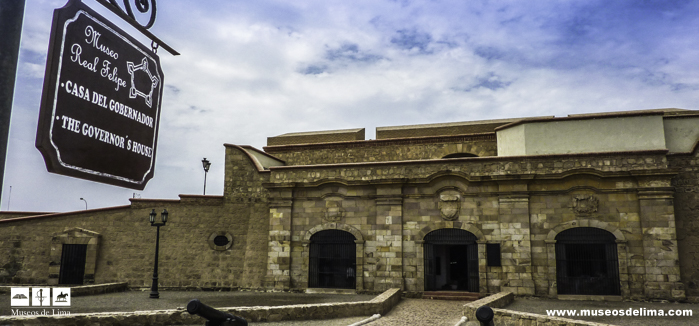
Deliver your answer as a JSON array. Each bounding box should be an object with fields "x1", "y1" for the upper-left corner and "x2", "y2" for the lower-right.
[
  {"x1": 305, "y1": 288, "x2": 356, "y2": 295},
  {"x1": 557, "y1": 295, "x2": 622, "y2": 301}
]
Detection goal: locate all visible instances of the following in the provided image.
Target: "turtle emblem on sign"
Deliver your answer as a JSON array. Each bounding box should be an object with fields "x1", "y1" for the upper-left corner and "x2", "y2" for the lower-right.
[{"x1": 127, "y1": 57, "x2": 160, "y2": 108}]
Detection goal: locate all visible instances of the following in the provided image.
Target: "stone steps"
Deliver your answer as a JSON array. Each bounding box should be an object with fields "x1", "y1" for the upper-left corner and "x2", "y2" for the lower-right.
[{"x1": 422, "y1": 291, "x2": 481, "y2": 301}]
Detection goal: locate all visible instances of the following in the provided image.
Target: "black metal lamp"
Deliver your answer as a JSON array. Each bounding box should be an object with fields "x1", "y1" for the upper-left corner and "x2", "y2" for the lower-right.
[
  {"x1": 149, "y1": 209, "x2": 157, "y2": 224},
  {"x1": 149, "y1": 209, "x2": 168, "y2": 298},
  {"x1": 202, "y1": 158, "x2": 211, "y2": 195}
]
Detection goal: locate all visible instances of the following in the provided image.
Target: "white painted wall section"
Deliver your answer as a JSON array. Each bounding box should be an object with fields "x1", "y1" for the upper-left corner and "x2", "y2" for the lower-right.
[
  {"x1": 664, "y1": 117, "x2": 699, "y2": 154},
  {"x1": 497, "y1": 115, "x2": 667, "y2": 156}
]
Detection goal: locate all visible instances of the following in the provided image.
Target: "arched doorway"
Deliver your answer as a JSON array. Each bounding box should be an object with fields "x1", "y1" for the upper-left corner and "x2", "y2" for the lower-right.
[
  {"x1": 309, "y1": 230, "x2": 356, "y2": 289},
  {"x1": 555, "y1": 227, "x2": 620, "y2": 295},
  {"x1": 424, "y1": 229, "x2": 478, "y2": 292}
]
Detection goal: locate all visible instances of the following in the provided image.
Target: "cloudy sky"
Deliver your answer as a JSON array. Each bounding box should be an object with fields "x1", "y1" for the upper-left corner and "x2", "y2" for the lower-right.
[{"x1": 7, "y1": 0, "x2": 699, "y2": 212}]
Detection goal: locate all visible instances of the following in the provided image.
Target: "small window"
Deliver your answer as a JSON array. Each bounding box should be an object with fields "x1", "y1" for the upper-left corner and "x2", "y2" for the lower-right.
[{"x1": 486, "y1": 243, "x2": 501, "y2": 267}]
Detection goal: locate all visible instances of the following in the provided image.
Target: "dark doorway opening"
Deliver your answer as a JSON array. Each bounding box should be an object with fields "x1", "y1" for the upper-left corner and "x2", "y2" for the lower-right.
[
  {"x1": 59, "y1": 244, "x2": 87, "y2": 285},
  {"x1": 555, "y1": 227, "x2": 620, "y2": 295},
  {"x1": 309, "y1": 230, "x2": 356, "y2": 289},
  {"x1": 424, "y1": 229, "x2": 478, "y2": 292}
]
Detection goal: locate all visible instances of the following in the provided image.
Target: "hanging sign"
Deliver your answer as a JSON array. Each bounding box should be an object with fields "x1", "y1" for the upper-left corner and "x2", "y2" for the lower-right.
[{"x1": 36, "y1": 0, "x2": 164, "y2": 190}]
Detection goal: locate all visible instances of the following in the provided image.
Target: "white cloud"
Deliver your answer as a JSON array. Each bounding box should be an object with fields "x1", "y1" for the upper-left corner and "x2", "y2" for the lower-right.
[{"x1": 5, "y1": 0, "x2": 699, "y2": 211}]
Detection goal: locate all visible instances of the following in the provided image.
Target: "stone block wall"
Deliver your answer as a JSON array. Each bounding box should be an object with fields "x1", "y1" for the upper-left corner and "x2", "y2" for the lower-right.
[
  {"x1": 0, "y1": 195, "x2": 257, "y2": 289},
  {"x1": 376, "y1": 118, "x2": 521, "y2": 139},
  {"x1": 224, "y1": 145, "x2": 273, "y2": 289},
  {"x1": 264, "y1": 134, "x2": 498, "y2": 166},
  {"x1": 267, "y1": 128, "x2": 365, "y2": 146},
  {"x1": 0, "y1": 212, "x2": 50, "y2": 221},
  {"x1": 637, "y1": 188, "x2": 684, "y2": 300},
  {"x1": 286, "y1": 185, "x2": 375, "y2": 290},
  {"x1": 529, "y1": 190, "x2": 639, "y2": 298},
  {"x1": 668, "y1": 151, "x2": 699, "y2": 300},
  {"x1": 257, "y1": 151, "x2": 686, "y2": 300},
  {"x1": 266, "y1": 152, "x2": 670, "y2": 185}
]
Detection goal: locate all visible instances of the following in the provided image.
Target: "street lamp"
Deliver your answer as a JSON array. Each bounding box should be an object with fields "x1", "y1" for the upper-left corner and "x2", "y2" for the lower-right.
[
  {"x1": 80, "y1": 198, "x2": 87, "y2": 210},
  {"x1": 149, "y1": 208, "x2": 168, "y2": 299},
  {"x1": 202, "y1": 158, "x2": 211, "y2": 195}
]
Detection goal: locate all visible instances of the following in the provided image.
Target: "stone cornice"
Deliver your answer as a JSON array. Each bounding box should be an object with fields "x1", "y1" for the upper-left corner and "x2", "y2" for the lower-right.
[
  {"x1": 267, "y1": 150, "x2": 669, "y2": 171},
  {"x1": 494, "y1": 110, "x2": 667, "y2": 131},
  {"x1": 263, "y1": 132, "x2": 497, "y2": 153},
  {"x1": 0, "y1": 205, "x2": 131, "y2": 224}
]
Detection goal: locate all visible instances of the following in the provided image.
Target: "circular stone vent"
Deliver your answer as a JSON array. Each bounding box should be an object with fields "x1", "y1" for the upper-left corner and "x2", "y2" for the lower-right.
[
  {"x1": 213, "y1": 235, "x2": 230, "y2": 246},
  {"x1": 208, "y1": 232, "x2": 234, "y2": 250}
]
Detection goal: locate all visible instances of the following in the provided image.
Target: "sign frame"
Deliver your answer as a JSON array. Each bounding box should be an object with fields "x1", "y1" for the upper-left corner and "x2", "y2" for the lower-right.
[{"x1": 36, "y1": 0, "x2": 164, "y2": 190}]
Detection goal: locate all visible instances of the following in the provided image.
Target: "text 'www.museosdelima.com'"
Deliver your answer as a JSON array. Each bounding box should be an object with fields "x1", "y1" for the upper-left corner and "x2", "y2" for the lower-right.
[{"x1": 546, "y1": 308, "x2": 693, "y2": 317}]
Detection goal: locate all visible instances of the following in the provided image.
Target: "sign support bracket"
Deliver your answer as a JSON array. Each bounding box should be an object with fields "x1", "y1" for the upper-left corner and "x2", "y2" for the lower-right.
[{"x1": 94, "y1": 0, "x2": 179, "y2": 56}]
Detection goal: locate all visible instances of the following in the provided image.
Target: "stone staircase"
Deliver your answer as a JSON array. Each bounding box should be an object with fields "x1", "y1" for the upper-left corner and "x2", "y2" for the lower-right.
[{"x1": 422, "y1": 291, "x2": 481, "y2": 301}]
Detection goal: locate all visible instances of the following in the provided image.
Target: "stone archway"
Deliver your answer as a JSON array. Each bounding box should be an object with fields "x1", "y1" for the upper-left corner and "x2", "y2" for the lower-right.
[
  {"x1": 49, "y1": 228, "x2": 101, "y2": 285},
  {"x1": 545, "y1": 220, "x2": 628, "y2": 298},
  {"x1": 417, "y1": 221, "x2": 485, "y2": 241},
  {"x1": 415, "y1": 221, "x2": 487, "y2": 293},
  {"x1": 302, "y1": 223, "x2": 364, "y2": 291}
]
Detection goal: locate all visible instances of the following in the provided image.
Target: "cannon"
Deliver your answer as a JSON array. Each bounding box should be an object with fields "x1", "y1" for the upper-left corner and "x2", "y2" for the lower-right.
[
  {"x1": 475, "y1": 305, "x2": 494, "y2": 326},
  {"x1": 186, "y1": 299, "x2": 248, "y2": 326}
]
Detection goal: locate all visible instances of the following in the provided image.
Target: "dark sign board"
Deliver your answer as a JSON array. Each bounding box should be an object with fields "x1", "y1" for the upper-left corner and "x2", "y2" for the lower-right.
[{"x1": 36, "y1": 0, "x2": 163, "y2": 190}]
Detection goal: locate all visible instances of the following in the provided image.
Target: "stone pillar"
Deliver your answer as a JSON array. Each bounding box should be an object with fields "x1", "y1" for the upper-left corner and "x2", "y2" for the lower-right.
[
  {"x1": 477, "y1": 240, "x2": 488, "y2": 293},
  {"x1": 372, "y1": 185, "x2": 403, "y2": 291},
  {"x1": 617, "y1": 239, "x2": 631, "y2": 298},
  {"x1": 638, "y1": 188, "x2": 685, "y2": 300},
  {"x1": 545, "y1": 239, "x2": 557, "y2": 298},
  {"x1": 498, "y1": 190, "x2": 534, "y2": 296},
  {"x1": 264, "y1": 189, "x2": 293, "y2": 290},
  {"x1": 415, "y1": 240, "x2": 425, "y2": 292},
  {"x1": 355, "y1": 240, "x2": 365, "y2": 291}
]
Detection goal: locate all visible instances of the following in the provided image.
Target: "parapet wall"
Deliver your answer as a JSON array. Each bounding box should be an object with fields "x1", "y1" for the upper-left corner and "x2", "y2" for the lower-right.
[
  {"x1": 0, "y1": 282, "x2": 127, "y2": 297},
  {"x1": 0, "y1": 288, "x2": 402, "y2": 325},
  {"x1": 267, "y1": 128, "x2": 365, "y2": 146},
  {"x1": 463, "y1": 292, "x2": 616, "y2": 326}
]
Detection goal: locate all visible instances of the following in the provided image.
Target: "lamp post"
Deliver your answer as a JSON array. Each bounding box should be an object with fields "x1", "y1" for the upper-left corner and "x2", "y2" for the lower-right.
[
  {"x1": 201, "y1": 158, "x2": 211, "y2": 195},
  {"x1": 149, "y1": 208, "x2": 168, "y2": 299},
  {"x1": 80, "y1": 197, "x2": 87, "y2": 210}
]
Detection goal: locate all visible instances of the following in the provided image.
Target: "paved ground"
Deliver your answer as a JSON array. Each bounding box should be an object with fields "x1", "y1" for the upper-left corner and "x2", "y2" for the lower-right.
[
  {"x1": 252, "y1": 299, "x2": 468, "y2": 326},
  {"x1": 504, "y1": 297, "x2": 698, "y2": 326}
]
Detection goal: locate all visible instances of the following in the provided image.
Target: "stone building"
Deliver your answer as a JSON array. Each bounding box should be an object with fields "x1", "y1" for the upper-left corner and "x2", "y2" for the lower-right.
[{"x1": 1, "y1": 108, "x2": 698, "y2": 302}]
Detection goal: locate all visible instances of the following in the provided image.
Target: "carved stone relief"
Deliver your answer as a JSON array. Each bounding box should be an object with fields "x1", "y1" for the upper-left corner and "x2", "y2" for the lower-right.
[
  {"x1": 438, "y1": 190, "x2": 461, "y2": 221},
  {"x1": 572, "y1": 195, "x2": 598, "y2": 216},
  {"x1": 324, "y1": 197, "x2": 344, "y2": 222}
]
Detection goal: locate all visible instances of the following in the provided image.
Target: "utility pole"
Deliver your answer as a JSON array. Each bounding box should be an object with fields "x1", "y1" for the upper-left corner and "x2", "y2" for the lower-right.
[{"x1": 0, "y1": 0, "x2": 26, "y2": 205}]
